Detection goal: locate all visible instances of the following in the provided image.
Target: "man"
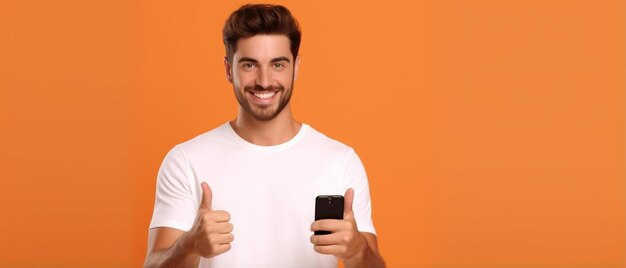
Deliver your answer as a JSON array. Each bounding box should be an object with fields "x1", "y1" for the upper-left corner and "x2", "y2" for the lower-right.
[{"x1": 144, "y1": 4, "x2": 384, "y2": 268}]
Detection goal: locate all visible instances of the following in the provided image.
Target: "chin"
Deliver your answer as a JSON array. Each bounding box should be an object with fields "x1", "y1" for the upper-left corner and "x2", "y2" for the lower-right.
[{"x1": 251, "y1": 112, "x2": 279, "y2": 121}]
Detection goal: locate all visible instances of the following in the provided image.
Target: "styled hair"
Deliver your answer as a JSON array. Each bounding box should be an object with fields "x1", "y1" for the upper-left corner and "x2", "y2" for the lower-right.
[{"x1": 223, "y1": 4, "x2": 302, "y2": 64}]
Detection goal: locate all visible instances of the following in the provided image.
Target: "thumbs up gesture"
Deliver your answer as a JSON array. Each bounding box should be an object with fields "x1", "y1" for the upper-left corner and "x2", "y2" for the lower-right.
[
  {"x1": 187, "y1": 182, "x2": 234, "y2": 258},
  {"x1": 309, "y1": 188, "x2": 368, "y2": 260}
]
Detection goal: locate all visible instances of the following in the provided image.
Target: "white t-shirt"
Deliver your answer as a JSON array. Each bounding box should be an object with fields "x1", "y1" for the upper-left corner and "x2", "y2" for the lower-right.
[{"x1": 149, "y1": 122, "x2": 376, "y2": 268}]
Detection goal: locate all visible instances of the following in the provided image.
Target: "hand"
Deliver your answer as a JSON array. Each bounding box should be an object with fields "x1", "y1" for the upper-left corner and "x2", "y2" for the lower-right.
[
  {"x1": 187, "y1": 182, "x2": 234, "y2": 258},
  {"x1": 310, "y1": 188, "x2": 367, "y2": 260}
]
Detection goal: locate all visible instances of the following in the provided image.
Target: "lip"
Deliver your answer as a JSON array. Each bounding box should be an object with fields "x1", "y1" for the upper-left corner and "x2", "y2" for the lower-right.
[{"x1": 248, "y1": 90, "x2": 279, "y2": 104}]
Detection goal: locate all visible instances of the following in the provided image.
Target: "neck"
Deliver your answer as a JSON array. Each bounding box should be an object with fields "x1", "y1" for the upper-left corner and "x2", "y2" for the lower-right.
[{"x1": 230, "y1": 104, "x2": 302, "y2": 146}]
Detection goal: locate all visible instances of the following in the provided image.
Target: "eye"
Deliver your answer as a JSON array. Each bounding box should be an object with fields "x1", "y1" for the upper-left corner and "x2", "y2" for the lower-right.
[
  {"x1": 272, "y1": 63, "x2": 286, "y2": 71},
  {"x1": 241, "y1": 63, "x2": 257, "y2": 71}
]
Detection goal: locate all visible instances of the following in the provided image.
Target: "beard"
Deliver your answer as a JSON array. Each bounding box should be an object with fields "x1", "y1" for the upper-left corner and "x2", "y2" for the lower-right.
[{"x1": 233, "y1": 80, "x2": 294, "y2": 121}]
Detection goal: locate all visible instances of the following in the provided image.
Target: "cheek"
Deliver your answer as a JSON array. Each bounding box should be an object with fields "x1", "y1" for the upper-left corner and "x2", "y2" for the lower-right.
[
  {"x1": 275, "y1": 72, "x2": 294, "y2": 86},
  {"x1": 232, "y1": 72, "x2": 254, "y2": 88}
]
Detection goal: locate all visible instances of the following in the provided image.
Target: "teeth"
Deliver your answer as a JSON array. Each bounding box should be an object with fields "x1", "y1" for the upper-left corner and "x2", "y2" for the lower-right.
[{"x1": 252, "y1": 91, "x2": 276, "y2": 99}]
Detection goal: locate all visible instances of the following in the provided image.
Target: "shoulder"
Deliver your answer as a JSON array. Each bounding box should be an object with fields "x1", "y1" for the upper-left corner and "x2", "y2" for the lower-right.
[
  {"x1": 303, "y1": 124, "x2": 357, "y2": 158},
  {"x1": 172, "y1": 122, "x2": 233, "y2": 157}
]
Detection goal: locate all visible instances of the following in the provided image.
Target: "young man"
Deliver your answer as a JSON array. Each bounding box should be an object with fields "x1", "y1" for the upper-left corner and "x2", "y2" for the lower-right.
[{"x1": 144, "y1": 4, "x2": 384, "y2": 268}]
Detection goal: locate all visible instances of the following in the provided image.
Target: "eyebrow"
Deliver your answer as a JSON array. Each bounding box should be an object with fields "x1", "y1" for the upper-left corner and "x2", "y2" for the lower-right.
[
  {"x1": 270, "y1": 57, "x2": 291, "y2": 63},
  {"x1": 238, "y1": 57, "x2": 291, "y2": 64}
]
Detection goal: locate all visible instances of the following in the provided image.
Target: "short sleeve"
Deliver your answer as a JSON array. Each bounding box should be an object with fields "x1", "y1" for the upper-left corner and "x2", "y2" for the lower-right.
[
  {"x1": 343, "y1": 149, "x2": 377, "y2": 236},
  {"x1": 148, "y1": 146, "x2": 198, "y2": 231}
]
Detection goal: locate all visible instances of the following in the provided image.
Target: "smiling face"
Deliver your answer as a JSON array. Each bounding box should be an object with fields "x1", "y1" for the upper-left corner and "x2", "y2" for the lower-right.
[{"x1": 225, "y1": 34, "x2": 299, "y2": 122}]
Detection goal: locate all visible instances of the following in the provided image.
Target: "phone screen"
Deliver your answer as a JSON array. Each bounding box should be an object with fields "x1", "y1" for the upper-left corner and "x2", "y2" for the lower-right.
[{"x1": 314, "y1": 195, "x2": 344, "y2": 235}]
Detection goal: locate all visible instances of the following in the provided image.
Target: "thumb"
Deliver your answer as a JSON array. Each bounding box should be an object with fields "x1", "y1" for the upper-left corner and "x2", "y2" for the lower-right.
[
  {"x1": 199, "y1": 182, "x2": 212, "y2": 211},
  {"x1": 343, "y1": 188, "x2": 354, "y2": 217}
]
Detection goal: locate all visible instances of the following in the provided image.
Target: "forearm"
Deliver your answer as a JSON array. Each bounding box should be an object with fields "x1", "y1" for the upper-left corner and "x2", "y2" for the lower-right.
[
  {"x1": 144, "y1": 232, "x2": 201, "y2": 268},
  {"x1": 344, "y1": 233, "x2": 385, "y2": 268}
]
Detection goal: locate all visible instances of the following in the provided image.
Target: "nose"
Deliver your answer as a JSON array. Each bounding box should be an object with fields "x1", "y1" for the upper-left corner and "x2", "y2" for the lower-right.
[{"x1": 255, "y1": 67, "x2": 272, "y2": 89}]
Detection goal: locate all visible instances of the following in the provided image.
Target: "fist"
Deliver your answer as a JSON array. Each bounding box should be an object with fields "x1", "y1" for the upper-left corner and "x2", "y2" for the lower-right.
[{"x1": 188, "y1": 182, "x2": 234, "y2": 258}]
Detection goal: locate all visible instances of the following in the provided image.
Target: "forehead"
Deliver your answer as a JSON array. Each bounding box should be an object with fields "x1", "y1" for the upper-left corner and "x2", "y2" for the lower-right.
[{"x1": 233, "y1": 34, "x2": 292, "y2": 62}]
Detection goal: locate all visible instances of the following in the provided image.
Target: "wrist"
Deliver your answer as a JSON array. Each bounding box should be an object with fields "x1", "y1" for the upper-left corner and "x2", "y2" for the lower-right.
[
  {"x1": 177, "y1": 231, "x2": 200, "y2": 258},
  {"x1": 174, "y1": 232, "x2": 200, "y2": 263},
  {"x1": 344, "y1": 233, "x2": 385, "y2": 268},
  {"x1": 347, "y1": 232, "x2": 369, "y2": 260}
]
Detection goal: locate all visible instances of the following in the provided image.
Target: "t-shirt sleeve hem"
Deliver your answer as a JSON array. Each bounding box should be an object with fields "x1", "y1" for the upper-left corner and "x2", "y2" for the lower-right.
[
  {"x1": 358, "y1": 224, "x2": 377, "y2": 236},
  {"x1": 148, "y1": 219, "x2": 193, "y2": 232}
]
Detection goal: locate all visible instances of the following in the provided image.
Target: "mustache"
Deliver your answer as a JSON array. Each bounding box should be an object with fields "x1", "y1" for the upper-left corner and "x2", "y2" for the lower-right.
[{"x1": 245, "y1": 84, "x2": 284, "y2": 92}]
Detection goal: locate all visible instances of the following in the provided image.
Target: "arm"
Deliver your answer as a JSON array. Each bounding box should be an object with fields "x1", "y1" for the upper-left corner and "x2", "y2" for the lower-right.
[{"x1": 144, "y1": 228, "x2": 201, "y2": 268}]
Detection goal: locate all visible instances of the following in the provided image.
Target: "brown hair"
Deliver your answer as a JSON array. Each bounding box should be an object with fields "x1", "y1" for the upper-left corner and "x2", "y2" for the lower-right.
[{"x1": 223, "y1": 4, "x2": 302, "y2": 64}]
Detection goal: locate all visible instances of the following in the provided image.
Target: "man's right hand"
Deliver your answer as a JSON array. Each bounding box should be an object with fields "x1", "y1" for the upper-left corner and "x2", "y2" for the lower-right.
[
  {"x1": 144, "y1": 182, "x2": 233, "y2": 267},
  {"x1": 187, "y1": 182, "x2": 234, "y2": 258}
]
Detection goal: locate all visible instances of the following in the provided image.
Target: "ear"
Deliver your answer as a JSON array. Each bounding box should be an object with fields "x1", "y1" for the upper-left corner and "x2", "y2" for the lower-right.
[
  {"x1": 294, "y1": 54, "x2": 301, "y2": 80},
  {"x1": 224, "y1": 56, "x2": 233, "y2": 83}
]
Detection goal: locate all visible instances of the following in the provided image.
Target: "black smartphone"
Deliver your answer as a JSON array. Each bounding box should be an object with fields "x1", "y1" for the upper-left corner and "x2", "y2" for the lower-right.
[{"x1": 314, "y1": 195, "x2": 344, "y2": 235}]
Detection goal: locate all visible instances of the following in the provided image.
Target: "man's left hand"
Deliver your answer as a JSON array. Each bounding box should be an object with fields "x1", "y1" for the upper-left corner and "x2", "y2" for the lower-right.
[{"x1": 310, "y1": 188, "x2": 367, "y2": 260}]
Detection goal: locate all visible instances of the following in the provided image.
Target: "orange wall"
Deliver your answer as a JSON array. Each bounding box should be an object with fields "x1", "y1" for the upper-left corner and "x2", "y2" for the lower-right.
[{"x1": 1, "y1": 1, "x2": 624, "y2": 267}]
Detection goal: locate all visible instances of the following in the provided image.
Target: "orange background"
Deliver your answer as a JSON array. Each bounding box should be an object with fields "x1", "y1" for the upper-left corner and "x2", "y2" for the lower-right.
[{"x1": 1, "y1": 0, "x2": 624, "y2": 267}]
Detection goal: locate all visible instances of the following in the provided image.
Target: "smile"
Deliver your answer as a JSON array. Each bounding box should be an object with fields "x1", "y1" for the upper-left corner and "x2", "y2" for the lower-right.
[
  {"x1": 248, "y1": 90, "x2": 280, "y2": 103},
  {"x1": 252, "y1": 91, "x2": 276, "y2": 99}
]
